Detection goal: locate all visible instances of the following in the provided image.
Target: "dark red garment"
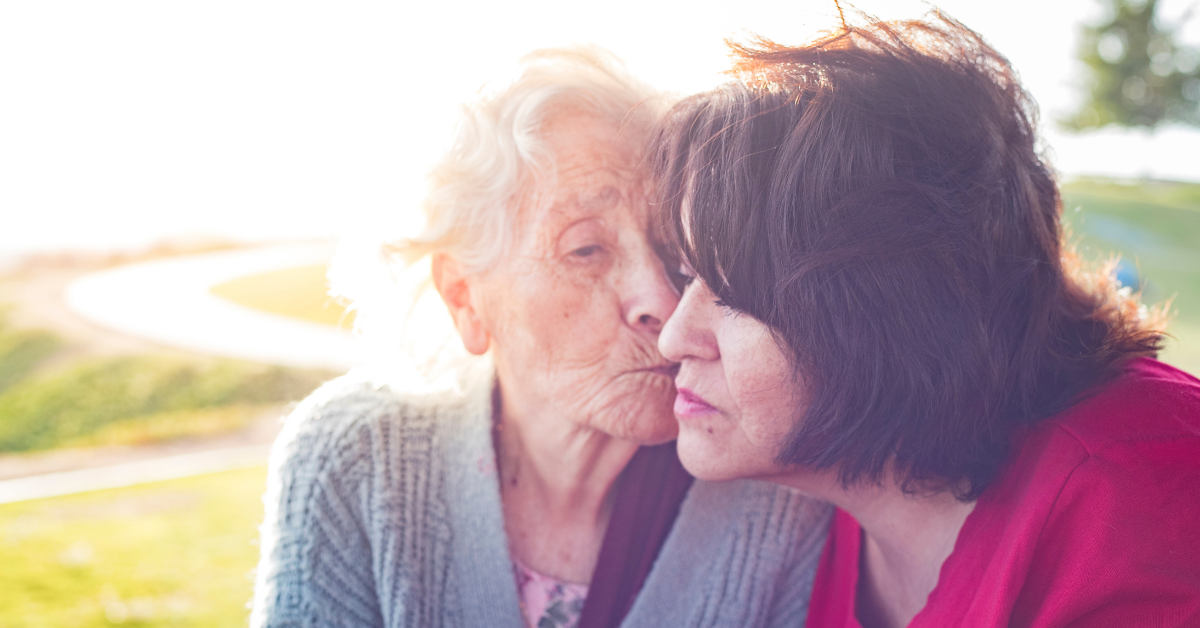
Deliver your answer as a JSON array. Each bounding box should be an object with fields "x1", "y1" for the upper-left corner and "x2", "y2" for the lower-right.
[
  {"x1": 806, "y1": 358, "x2": 1200, "y2": 628},
  {"x1": 578, "y1": 441, "x2": 694, "y2": 628}
]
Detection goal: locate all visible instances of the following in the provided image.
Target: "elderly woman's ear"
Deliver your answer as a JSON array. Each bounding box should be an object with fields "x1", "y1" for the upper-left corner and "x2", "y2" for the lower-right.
[{"x1": 432, "y1": 253, "x2": 491, "y2": 356}]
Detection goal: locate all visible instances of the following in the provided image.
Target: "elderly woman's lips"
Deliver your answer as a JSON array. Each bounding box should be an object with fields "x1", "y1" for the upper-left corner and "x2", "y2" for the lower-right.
[{"x1": 674, "y1": 388, "x2": 717, "y2": 417}]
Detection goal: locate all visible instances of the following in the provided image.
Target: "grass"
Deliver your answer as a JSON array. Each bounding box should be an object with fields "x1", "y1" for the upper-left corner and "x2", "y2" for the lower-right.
[
  {"x1": 0, "y1": 315, "x2": 61, "y2": 394},
  {"x1": 1061, "y1": 178, "x2": 1200, "y2": 375},
  {"x1": 0, "y1": 309, "x2": 331, "y2": 454},
  {"x1": 59, "y1": 404, "x2": 273, "y2": 449},
  {"x1": 209, "y1": 264, "x2": 355, "y2": 329},
  {"x1": 0, "y1": 466, "x2": 266, "y2": 627},
  {"x1": 0, "y1": 354, "x2": 328, "y2": 454},
  {"x1": 1061, "y1": 178, "x2": 1200, "y2": 214}
]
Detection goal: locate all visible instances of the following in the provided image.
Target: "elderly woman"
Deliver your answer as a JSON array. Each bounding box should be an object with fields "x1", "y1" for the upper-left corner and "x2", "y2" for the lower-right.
[
  {"x1": 250, "y1": 48, "x2": 830, "y2": 628},
  {"x1": 655, "y1": 13, "x2": 1200, "y2": 628}
]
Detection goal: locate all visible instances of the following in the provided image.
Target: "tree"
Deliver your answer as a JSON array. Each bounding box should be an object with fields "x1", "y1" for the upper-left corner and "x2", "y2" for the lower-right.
[{"x1": 1064, "y1": 0, "x2": 1200, "y2": 130}]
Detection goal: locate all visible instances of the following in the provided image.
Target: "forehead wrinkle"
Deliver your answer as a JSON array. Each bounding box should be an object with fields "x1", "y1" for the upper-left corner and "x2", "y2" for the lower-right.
[
  {"x1": 514, "y1": 125, "x2": 644, "y2": 257},
  {"x1": 543, "y1": 165, "x2": 633, "y2": 218}
]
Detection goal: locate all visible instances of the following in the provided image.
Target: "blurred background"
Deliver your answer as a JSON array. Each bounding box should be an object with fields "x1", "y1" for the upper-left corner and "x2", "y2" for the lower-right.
[{"x1": 2, "y1": 0, "x2": 1198, "y2": 624}]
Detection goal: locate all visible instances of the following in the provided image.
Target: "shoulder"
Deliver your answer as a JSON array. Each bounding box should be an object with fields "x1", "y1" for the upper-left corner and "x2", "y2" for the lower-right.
[
  {"x1": 271, "y1": 368, "x2": 486, "y2": 480},
  {"x1": 1037, "y1": 360, "x2": 1200, "y2": 558},
  {"x1": 1046, "y1": 357, "x2": 1200, "y2": 453},
  {"x1": 905, "y1": 361, "x2": 1200, "y2": 628},
  {"x1": 995, "y1": 357, "x2": 1200, "y2": 537},
  {"x1": 253, "y1": 364, "x2": 499, "y2": 628},
  {"x1": 262, "y1": 367, "x2": 493, "y2": 539},
  {"x1": 1001, "y1": 358, "x2": 1200, "y2": 508},
  {"x1": 277, "y1": 375, "x2": 403, "y2": 449},
  {"x1": 991, "y1": 360, "x2": 1200, "y2": 625},
  {"x1": 252, "y1": 375, "x2": 413, "y2": 628},
  {"x1": 1007, "y1": 443, "x2": 1200, "y2": 625}
]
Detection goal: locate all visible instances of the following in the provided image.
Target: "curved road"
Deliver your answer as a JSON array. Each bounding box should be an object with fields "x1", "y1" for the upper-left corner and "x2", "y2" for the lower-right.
[{"x1": 64, "y1": 242, "x2": 372, "y2": 371}]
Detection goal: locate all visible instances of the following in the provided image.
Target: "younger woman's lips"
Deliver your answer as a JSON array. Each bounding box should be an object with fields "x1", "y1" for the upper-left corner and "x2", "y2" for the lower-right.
[{"x1": 674, "y1": 387, "x2": 717, "y2": 418}]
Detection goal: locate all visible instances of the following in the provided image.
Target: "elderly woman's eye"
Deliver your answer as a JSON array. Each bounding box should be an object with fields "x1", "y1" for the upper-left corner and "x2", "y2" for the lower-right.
[{"x1": 571, "y1": 245, "x2": 602, "y2": 258}]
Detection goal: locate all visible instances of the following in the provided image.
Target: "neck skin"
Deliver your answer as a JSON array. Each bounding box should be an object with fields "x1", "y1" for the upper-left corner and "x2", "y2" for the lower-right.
[
  {"x1": 773, "y1": 472, "x2": 976, "y2": 628},
  {"x1": 493, "y1": 381, "x2": 640, "y2": 585}
]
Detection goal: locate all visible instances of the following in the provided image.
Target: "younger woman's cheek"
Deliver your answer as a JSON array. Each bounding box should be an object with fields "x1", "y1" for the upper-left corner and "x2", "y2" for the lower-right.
[{"x1": 719, "y1": 320, "x2": 805, "y2": 451}]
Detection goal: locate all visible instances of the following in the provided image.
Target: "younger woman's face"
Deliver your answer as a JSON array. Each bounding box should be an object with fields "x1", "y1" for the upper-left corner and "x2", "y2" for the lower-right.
[{"x1": 658, "y1": 275, "x2": 807, "y2": 482}]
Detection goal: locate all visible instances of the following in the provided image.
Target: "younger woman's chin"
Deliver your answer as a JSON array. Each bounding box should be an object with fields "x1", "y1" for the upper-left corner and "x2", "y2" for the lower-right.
[
  {"x1": 673, "y1": 426, "x2": 791, "y2": 483},
  {"x1": 672, "y1": 429, "x2": 742, "y2": 482}
]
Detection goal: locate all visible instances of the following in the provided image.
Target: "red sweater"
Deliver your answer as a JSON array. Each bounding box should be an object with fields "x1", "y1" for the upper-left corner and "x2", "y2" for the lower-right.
[{"x1": 806, "y1": 358, "x2": 1200, "y2": 628}]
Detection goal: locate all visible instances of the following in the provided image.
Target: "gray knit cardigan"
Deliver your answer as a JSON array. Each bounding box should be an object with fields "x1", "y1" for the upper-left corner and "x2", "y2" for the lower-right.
[{"x1": 250, "y1": 369, "x2": 832, "y2": 628}]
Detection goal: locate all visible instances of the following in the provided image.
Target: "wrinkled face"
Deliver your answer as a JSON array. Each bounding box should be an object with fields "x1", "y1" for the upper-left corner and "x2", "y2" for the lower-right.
[
  {"x1": 474, "y1": 113, "x2": 680, "y2": 444},
  {"x1": 658, "y1": 275, "x2": 808, "y2": 481}
]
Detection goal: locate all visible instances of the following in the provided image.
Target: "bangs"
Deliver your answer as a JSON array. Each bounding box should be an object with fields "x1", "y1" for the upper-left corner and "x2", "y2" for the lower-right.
[{"x1": 654, "y1": 84, "x2": 809, "y2": 326}]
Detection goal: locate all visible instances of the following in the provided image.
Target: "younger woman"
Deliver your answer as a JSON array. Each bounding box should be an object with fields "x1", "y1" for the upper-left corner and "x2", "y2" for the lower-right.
[{"x1": 655, "y1": 13, "x2": 1200, "y2": 628}]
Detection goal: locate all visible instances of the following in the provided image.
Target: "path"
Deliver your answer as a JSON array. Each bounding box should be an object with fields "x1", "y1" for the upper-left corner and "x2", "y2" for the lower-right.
[
  {"x1": 64, "y1": 242, "x2": 371, "y2": 371},
  {"x1": 0, "y1": 445, "x2": 270, "y2": 505},
  {"x1": 0, "y1": 404, "x2": 290, "y2": 505}
]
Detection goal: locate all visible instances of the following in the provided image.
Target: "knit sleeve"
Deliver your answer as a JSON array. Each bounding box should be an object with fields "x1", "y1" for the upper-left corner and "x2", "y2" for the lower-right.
[
  {"x1": 762, "y1": 490, "x2": 834, "y2": 628},
  {"x1": 687, "y1": 483, "x2": 831, "y2": 628},
  {"x1": 250, "y1": 381, "x2": 395, "y2": 628},
  {"x1": 621, "y1": 479, "x2": 833, "y2": 628}
]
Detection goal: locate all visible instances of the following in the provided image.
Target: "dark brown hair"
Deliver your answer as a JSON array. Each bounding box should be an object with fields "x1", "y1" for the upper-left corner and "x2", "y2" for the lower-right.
[{"x1": 654, "y1": 11, "x2": 1165, "y2": 499}]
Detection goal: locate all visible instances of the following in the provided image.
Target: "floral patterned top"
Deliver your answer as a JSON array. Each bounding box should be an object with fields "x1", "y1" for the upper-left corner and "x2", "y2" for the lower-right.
[{"x1": 512, "y1": 558, "x2": 589, "y2": 628}]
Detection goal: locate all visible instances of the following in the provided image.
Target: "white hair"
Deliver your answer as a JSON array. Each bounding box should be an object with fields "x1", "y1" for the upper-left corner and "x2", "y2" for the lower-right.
[
  {"x1": 328, "y1": 46, "x2": 663, "y2": 374},
  {"x1": 399, "y1": 45, "x2": 661, "y2": 273}
]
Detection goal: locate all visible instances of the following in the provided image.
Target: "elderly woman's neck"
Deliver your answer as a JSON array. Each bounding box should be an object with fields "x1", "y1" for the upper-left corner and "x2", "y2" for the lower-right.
[
  {"x1": 494, "y1": 404, "x2": 639, "y2": 519},
  {"x1": 492, "y1": 401, "x2": 641, "y2": 583}
]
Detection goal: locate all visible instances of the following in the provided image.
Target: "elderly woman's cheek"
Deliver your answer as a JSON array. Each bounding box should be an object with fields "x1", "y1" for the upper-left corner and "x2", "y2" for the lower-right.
[
  {"x1": 580, "y1": 367, "x2": 677, "y2": 442},
  {"x1": 541, "y1": 268, "x2": 622, "y2": 355}
]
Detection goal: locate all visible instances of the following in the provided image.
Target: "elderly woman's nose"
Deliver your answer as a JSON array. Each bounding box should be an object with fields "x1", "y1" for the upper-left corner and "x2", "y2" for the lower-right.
[{"x1": 623, "y1": 252, "x2": 680, "y2": 335}]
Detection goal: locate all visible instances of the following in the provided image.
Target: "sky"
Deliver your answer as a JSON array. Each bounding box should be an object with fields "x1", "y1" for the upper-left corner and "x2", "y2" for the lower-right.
[{"x1": 3, "y1": 0, "x2": 1199, "y2": 257}]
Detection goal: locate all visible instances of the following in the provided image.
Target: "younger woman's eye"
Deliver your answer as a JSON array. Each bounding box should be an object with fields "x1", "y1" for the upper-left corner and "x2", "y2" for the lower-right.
[
  {"x1": 713, "y1": 298, "x2": 741, "y2": 318},
  {"x1": 677, "y1": 263, "x2": 698, "y2": 286},
  {"x1": 664, "y1": 263, "x2": 694, "y2": 292}
]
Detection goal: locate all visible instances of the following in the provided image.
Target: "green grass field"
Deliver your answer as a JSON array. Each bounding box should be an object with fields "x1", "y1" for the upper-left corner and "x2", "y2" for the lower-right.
[
  {"x1": 1061, "y1": 178, "x2": 1200, "y2": 375},
  {"x1": 0, "y1": 467, "x2": 266, "y2": 627},
  {"x1": 0, "y1": 348, "x2": 329, "y2": 454},
  {"x1": 0, "y1": 313, "x2": 60, "y2": 393}
]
